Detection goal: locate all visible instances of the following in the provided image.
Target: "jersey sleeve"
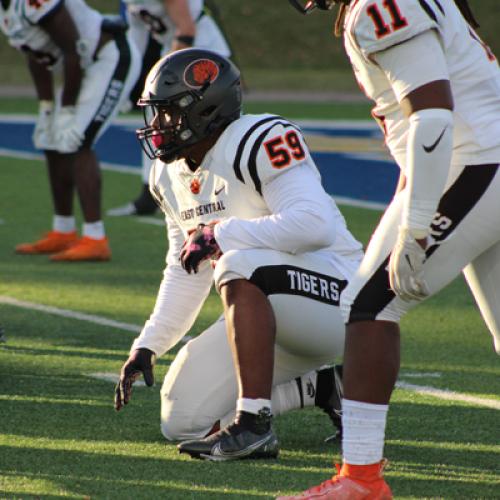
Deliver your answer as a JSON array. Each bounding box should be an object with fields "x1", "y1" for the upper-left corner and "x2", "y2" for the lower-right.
[
  {"x1": 23, "y1": 0, "x2": 64, "y2": 24},
  {"x1": 350, "y1": 0, "x2": 440, "y2": 56},
  {"x1": 130, "y1": 212, "x2": 214, "y2": 357},
  {"x1": 230, "y1": 117, "x2": 312, "y2": 196}
]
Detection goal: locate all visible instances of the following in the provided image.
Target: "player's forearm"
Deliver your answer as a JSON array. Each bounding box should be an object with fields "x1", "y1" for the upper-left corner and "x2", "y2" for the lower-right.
[
  {"x1": 131, "y1": 263, "x2": 213, "y2": 356},
  {"x1": 403, "y1": 108, "x2": 454, "y2": 237},
  {"x1": 215, "y1": 167, "x2": 337, "y2": 254},
  {"x1": 60, "y1": 52, "x2": 82, "y2": 106},
  {"x1": 27, "y1": 56, "x2": 54, "y2": 101},
  {"x1": 164, "y1": 0, "x2": 196, "y2": 39}
]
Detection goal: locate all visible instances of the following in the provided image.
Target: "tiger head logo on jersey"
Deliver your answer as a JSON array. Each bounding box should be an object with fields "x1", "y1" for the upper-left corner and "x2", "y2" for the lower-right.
[
  {"x1": 190, "y1": 178, "x2": 201, "y2": 194},
  {"x1": 183, "y1": 59, "x2": 220, "y2": 89}
]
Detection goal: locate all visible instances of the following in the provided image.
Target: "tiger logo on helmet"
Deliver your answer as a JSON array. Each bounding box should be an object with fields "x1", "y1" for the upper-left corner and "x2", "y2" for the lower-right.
[{"x1": 184, "y1": 59, "x2": 220, "y2": 89}]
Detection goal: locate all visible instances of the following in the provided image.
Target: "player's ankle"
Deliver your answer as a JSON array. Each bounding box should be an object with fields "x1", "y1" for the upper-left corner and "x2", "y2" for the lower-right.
[
  {"x1": 340, "y1": 460, "x2": 386, "y2": 480},
  {"x1": 235, "y1": 409, "x2": 272, "y2": 435}
]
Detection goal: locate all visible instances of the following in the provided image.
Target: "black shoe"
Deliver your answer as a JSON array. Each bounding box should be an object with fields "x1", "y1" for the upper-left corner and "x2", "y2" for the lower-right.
[
  {"x1": 133, "y1": 184, "x2": 158, "y2": 215},
  {"x1": 315, "y1": 365, "x2": 343, "y2": 443},
  {"x1": 178, "y1": 409, "x2": 279, "y2": 461},
  {"x1": 106, "y1": 184, "x2": 158, "y2": 217}
]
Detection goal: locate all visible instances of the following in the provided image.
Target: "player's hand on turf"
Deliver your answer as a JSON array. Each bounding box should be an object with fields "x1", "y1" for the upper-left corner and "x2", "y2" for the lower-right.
[
  {"x1": 53, "y1": 106, "x2": 84, "y2": 153},
  {"x1": 389, "y1": 227, "x2": 430, "y2": 302},
  {"x1": 180, "y1": 222, "x2": 221, "y2": 274},
  {"x1": 33, "y1": 100, "x2": 55, "y2": 150},
  {"x1": 114, "y1": 348, "x2": 156, "y2": 411}
]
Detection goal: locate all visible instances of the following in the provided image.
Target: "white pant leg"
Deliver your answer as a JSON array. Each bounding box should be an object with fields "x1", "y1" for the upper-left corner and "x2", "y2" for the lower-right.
[
  {"x1": 160, "y1": 317, "x2": 236, "y2": 441},
  {"x1": 71, "y1": 32, "x2": 141, "y2": 147},
  {"x1": 214, "y1": 248, "x2": 349, "y2": 359},
  {"x1": 341, "y1": 164, "x2": 500, "y2": 328},
  {"x1": 193, "y1": 15, "x2": 231, "y2": 57},
  {"x1": 463, "y1": 240, "x2": 500, "y2": 354},
  {"x1": 161, "y1": 248, "x2": 353, "y2": 440}
]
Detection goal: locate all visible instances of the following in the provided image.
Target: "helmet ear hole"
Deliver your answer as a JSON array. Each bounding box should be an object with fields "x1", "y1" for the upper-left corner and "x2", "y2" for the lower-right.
[{"x1": 201, "y1": 105, "x2": 217, "y2": 117}]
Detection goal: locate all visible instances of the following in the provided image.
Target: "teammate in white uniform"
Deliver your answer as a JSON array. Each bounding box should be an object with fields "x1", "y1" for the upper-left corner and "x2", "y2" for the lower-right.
[
  {"x1": 284, "y1": 0, "x2": 500, "y2": 498},
  {"x1": 114, "y1": 48, "x2": 364, "y2": 460},
  {"x1": 1, "y1": 0, "x2": 140, "y2": 261},
  {"x1": 107, "y1": 0, "x2": 231, "y2": 217}
]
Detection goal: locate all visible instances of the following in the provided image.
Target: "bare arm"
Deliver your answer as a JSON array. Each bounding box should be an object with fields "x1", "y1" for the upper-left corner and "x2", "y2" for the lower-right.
[
  {"x1": 39, "y1": 5, "x2": 83, "y2": 106},
  {"x1": 164, "y1": 0, "x2": 196, "y2": 51},
  {"x1": 27, "y1": 56, "x2": 54, "y2": 101},
  {"x1": 400, "y1": 79, "x2": 453, "y2": 117}
]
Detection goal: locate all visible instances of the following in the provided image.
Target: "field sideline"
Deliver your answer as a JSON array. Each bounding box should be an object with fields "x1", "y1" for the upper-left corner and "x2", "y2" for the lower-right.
[{"x1": 0, "y1": 100, "x2": 499, "y2": 499}]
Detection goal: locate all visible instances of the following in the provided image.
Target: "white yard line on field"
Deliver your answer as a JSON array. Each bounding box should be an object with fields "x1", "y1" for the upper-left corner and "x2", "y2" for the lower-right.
[
  {"x1": 1, "y1": 296, "x2": 498, "y2": 410},
  {"x1": 0, "y1": 295, "x2": 141, "y2": 332},
  {"x1": 396, "y1": 381, "x2": 500, "y2": 410},
  {"x1": 136, "y1": 216, "x2": 165, "y2": 226},
  {"x1": 0, "y1": 295, "x2": 192, "y2": 342},
  {"x1": 399, "y1": 372, "x2": 442, "y2": 378}
]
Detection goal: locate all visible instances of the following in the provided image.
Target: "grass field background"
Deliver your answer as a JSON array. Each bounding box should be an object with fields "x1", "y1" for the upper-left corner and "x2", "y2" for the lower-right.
[
  {"x1": 1, "y1": 96, "x2": 499, "y2": 499},
  {"x1": 1, "y1": 1, "x2": 499, "y2": 91}
]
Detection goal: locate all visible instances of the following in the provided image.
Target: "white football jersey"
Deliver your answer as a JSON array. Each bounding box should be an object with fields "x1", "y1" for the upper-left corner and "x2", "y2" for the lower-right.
[
  {"x1": 151, "y1": 113, "x2": 363, "y2": 266},
  {"x1": 133, "y1": 113, "x2": 363, "y2": 356},
  {"x1": 0, "y1": 0, "x2": 102, "y2": 70},
  {"x1": 123, "y1": 0, "x2": 203, "y2": 46},
  {"x1": 344, "y1": 0, "x2": 500, "y2": 167}
]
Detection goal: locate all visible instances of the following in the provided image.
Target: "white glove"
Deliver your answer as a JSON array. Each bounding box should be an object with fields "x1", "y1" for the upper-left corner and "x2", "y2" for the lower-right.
[
  {"x1": 388, "y1": 227, "x2": 430, "y2": 302},
  {"x1": 32, "y1": 100, "x2": 55, "y2": 150},
  {"x1": 53, "y1": 106, "x2": 84, "y2": 153}
]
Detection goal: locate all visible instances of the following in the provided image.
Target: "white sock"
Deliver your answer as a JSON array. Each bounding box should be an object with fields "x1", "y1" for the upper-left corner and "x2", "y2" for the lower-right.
[
  {"x1": 342, "y1": 398, "x2": 388, "y2": 465},
  {"x1": 236, "y1": 398, "x2": 271, "y2": 415},
  {"x1": 82, "y1": 221, "x2": 105, "y2": 240},
  {"x1": 53, "y1": 215, "x2": 75, "y2": 233},
  {"x1": 271, "y1": 370, "x2": 317, "y2": 416}
]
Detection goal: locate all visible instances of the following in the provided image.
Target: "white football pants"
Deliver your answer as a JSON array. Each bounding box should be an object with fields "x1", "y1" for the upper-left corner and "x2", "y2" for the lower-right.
[
  {"x1": 160, "y1": 247, "x2": 360, "y2": 440},
  {"x1": 341, "y1": 162, "x2": 500, "y2": 354}
]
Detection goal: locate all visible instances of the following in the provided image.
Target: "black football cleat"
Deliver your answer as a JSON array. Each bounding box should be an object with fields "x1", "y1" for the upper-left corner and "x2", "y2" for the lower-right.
[
  {"x1": 315, "y1": 365, "x2": 343, "y2": 443},
  {"x1": 178, "y1": 409, "x2": 279, "y2": 461}
]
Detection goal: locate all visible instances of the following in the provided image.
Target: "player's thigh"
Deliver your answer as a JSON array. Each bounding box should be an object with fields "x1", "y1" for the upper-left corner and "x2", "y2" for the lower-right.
[
  {"x1": 463, "y1": 239, "x2": 500, "y2": 353},
  {"x1": 194, "y1": 16, "x2": 231, "y2": 57},
  {"x1": 74, "y1": 34, "x2": 140, "y2": 145},
  {"x1": 215, "y1": 248, "x2": 348, "y2": 360},
  {"x1": 160, "y1": 317, "x2": 237, "y2": 439},
  {"x1": 342, "y1": 163, "x2": 500, "y2": 323}
]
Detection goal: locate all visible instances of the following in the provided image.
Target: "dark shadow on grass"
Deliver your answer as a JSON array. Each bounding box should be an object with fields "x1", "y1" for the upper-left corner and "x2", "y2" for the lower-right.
[{"x1": 0, "y1": 448, "x2": 281, "y2": 499}]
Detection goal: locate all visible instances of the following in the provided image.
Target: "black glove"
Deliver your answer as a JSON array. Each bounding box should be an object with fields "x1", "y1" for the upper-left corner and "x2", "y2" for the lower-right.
[
  {"x1": 180, "y1": 223, "x2": 221, "y2": 274},
  {"x1": 114, "y1": 348, "x2": 156, "y2": 411}
]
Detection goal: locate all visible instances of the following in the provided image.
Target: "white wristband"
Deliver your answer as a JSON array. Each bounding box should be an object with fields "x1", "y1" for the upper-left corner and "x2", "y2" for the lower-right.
[{"x1": 39, "y1": 100, "x2": 54, "y2": 113}]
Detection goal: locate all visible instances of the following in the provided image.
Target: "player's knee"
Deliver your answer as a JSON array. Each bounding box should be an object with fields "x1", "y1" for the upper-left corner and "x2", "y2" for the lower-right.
[
  {"x1": 214, "y1": 249, "x2": 252, "y2": 291},
  {"x1": 161, "y1": 413, "x2": 192, "y2": 441},
  {"x1": 160, "y1": 405, "x2": 215, "y2": 441},
  {"x1": 339, "y1": 287, "x2": 354, "y2": 324}
]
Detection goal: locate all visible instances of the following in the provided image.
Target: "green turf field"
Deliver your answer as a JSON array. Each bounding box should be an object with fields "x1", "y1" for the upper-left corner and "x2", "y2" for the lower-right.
[{"x1": 0, "y1": 101, "x2": 499, "y2": 499}]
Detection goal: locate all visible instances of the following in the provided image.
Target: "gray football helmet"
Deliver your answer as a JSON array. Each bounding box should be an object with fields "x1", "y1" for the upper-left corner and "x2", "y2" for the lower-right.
[{"x1": 136, "y1": 48, "x2": 241, "y2": 163}]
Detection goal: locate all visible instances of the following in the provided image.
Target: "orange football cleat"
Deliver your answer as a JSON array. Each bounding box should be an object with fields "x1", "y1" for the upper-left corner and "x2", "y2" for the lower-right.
[
  {"x1": 15, "y1": 231, "x2": 78, "y2": 255},
  {"x1": 276, "y1": 460, "x2": 392, "y2": 500},
  {"x1": 50, "y1": 236, "x2": 111, "y2": 262}
]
